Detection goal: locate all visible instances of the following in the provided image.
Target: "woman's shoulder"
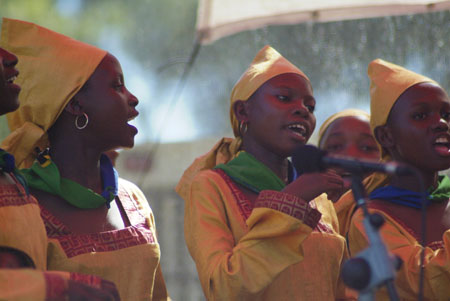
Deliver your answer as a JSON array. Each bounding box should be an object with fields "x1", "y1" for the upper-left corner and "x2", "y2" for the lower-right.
[
  {"x1": 117, "y1": 177, "x2": 151, "y2": 210},
  {"x1": 194, "y1": 168, "x2": 225, "y2": 182},
  {"x1": 118, "y1": 177, "x2": 143, "y2": 193}
]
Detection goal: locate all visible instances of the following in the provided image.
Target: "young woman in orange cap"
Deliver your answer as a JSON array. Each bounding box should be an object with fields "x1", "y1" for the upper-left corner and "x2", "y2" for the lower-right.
[
  {"x1": 1, "y1": 18, "x2": 169, "y2": 300},
  {"x1": 317, "y1": 109, "x2": 380, "y2": 236},
  {"x1": 342, "y1": 59, "x2": 450, "y2": 299},
  {"x1": 176, "y1": 45, "x2": 353, "y2": 300},
  {"x1": 0, "y1": 45, "x2": 120, "y2": 300},
  {"x1": 318, "y1": 109, "x2": 380, "y2": 198}
]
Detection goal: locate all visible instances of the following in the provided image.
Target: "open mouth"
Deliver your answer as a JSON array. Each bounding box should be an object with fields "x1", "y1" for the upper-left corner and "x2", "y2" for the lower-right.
[
  {"x1": 433, "y1": 135, "x2": 450, "y2": 156},
  {"x1": 127, "y1": 111, "x2": 139, "y2": 123},
  {"x1": 287, "y1": 123, "x2": 307, "y2": 138},
  {"x1": 6, "y1": 75, "x2": 17, "y2": 84}
]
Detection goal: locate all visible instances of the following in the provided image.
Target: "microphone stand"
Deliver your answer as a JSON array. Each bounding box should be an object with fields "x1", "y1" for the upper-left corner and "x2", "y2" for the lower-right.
[{"x1": 341, "y1": 172, "x2": 401, "y2": 301}]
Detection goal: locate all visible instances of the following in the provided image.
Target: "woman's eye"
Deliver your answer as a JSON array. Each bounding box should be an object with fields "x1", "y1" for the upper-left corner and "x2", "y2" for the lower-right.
[
  {"x1": 360, "y1": 145, "x2": 379, "y2": 153},
  {"x1": 114, "y1": 83, "x2": 124, "y2": 91},
  {"x1": 277, "y1": 95, "x2": 289, "y2": 101},
  {"x1": 326, "y1": 144, "x2": 342, "y2": 152},
  {"x1": 412, "y1": 112, "x2": 427, "y2": 120},
  {"x1": 441, "y1": 112, "x2": 450, "y2": 121},
  {"x1": 306, "y1": 105, "x2": 315, "y2": 113}
]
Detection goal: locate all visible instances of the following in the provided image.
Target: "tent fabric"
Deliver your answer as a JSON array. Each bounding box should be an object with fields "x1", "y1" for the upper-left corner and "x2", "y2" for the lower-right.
[{"x1": 197, "y1": 0, "x2": 450, "y2": 44}]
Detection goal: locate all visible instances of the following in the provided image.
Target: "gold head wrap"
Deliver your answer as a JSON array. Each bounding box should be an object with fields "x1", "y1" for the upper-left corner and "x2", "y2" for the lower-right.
[
  {"x1": 0, "y1": 18, "x2": 107, "y2": 168},
  {"x1": 230, "y1": 45, "x2": 309, "y2": 137},
  {"x1": 369, "y1": 58, "x2": 437, "y2": 136},
  {"x1": 335, "y1": 59, "x2": 440, "y2": 235},
  {"x1": 176, "y1": 45, "x2": 309, "y2": 199},
  {"x1": 317, "y1": 108, "x2": 370, "y2": 148}
]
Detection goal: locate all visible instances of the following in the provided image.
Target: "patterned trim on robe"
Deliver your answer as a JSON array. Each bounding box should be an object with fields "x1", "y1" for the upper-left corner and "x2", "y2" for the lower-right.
[
  {"x1": 368, "y1": 202, "x2": 444, "y2": 251},
  {"x1": 44, "y1": 272, "x2": 67, "y2": 299},
  {"x1": 0, "y1": 174, "x2": 36, "y2": 207},
  {"x1": 70, "y1": 272, "x2": 103, "y2": 288},
  {"x1": 215, "y1": 169, "x2": 333, "y2": 233},
  {"x1": 40, "y1": 184, "x2": 156, "y2": 258}
]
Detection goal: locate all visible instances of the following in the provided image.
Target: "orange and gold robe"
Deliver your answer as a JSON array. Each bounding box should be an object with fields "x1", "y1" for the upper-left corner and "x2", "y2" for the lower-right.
[
  {"x1": 43, "y1": 178, "x2": 169, "y2": 301},
  {"x1": 185, "y1": 169, "x2": 352, "y2": 300},
  {"x1": 348, "y1": 202, "x2": 450, "y2": 300}
]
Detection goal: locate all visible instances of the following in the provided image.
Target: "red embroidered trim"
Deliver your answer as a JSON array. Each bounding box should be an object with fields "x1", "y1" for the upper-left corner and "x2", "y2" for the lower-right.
[
  {"x1": 41, "y1": 184, "x2": 156, "y2": 258},
  {"x1": 215, "y1": 170, "x2": 331, "y2": 232},
  {"x1": 70, "y1": 272, "x2": 102, "y2": 289},
  {"x1": 255, "y1": 190, "x2": 321, "y2": 229},
  {"x1": 0, "y1": 184, "x2": 37, "y2": 207},
  {"x1": 367, "y1": 202, "x2": 443, "y2": 249},
  {"x1": 44, "y1": 272, "x2": 67, "y2": 299},
  {"x1": 215, "y1": 169, "x2": 252, "y2": 220},
  {"x1": 309, "y1": 201, "x2": 334, "y2": 234},
  {"x1": 428, "y1": 241, "x2": 444, "y2": 251}
]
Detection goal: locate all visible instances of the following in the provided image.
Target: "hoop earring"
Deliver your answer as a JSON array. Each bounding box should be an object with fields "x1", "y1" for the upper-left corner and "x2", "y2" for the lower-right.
[
  {"x1": 239, "y1": 121, "x2": 248, "y2": 136},
  {"x1": 75, "y1": 113, "x2": 89, "y2": 130}
]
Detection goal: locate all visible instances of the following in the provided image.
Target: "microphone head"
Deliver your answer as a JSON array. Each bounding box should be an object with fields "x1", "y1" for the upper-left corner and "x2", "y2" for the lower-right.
[{"x1": 291, "y1": 144, "x2": 327, "y2": 173}]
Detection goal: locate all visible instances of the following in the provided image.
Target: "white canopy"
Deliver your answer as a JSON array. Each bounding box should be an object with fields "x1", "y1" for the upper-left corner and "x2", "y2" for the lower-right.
[{"x1": 197, "y1": 0, "x2": 450, "y2": 44}]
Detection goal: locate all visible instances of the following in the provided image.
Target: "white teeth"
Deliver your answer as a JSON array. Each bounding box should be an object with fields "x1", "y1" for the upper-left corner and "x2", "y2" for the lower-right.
[
  {"x1": 6, "y1": 76, "x2": 16, "y2": 83},
  {"x1": 288, "y1": 124, "x2": 306, "y2": 137},
  {"x1": 436, "y1": 137, "x2": 449, "y2": 144}
]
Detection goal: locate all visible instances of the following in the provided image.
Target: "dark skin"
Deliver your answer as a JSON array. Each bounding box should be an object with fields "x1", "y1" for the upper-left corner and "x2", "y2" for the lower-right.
[
  {"x1": 0, "y1": 48, "x2": 20, "y2": 187},
  {"x1": 234, "y1": 73, "x2": 343, "y2": 204},
  {"x1": 374, "y1": 82, "x2": 450, "y2": 244},
  {"x1": 0, "y1": 48, "x2": 120, "y2": 300},
  {"x1": 34, "y1": 53, "x2": 138, "y2": 234},
  {"x1": 320, "y1": 115, "x2": 380, "y2": 194}
]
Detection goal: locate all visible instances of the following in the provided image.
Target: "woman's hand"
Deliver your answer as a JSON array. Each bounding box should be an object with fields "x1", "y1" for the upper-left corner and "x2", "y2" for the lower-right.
[
  {"x1": 282, "y1": 169, "x2": 343, "y2": 202},
  {"x1": 66, "y1": 279, "x2": 121, "y2": 301}
]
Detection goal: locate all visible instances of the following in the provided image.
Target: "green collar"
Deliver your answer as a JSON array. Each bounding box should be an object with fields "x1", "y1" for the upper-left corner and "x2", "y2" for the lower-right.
[
  {"x1": 214, "y1": 151, "x2": 286, "y2": 193},
  {"x1": 20, "y1": 152, "x2": 118, "y2": 209},
  {"x1": 428, "y1": 175, "x2": 450, "y2": 202}
]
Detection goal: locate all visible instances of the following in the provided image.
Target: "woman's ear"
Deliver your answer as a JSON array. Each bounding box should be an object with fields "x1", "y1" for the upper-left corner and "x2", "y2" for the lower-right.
[
  {"x1": 233, "y1": 100, "x2": 250, "y2": 123},
  {"x1": 374, "y1": 125, "x2": 394, "y2": 149},
  {"x1": 64, "y1": 96, "x2": 84, "y2": 116}
]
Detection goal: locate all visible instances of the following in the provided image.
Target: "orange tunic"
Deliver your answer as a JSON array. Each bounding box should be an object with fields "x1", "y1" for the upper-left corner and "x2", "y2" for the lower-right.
[
  {"x1": 184, "y1": 169, "x2": 351, "y2": 300},
  {"x1": 43, "y1": 178, "x2": 169, "y2": 301},
  {"x1": 0, "y1": 176, "x2": 74, "y2": 300},
  {"x1": 348, "y1": 203, "x2": 450, "y2": 300}
]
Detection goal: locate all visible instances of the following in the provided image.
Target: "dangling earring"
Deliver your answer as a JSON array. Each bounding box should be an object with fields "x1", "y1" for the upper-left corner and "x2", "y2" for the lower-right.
[
  {"x1": 75, "y1": 113, "x2": 89, "y2": 130},
  {"x1": 239, "y1": 121, "x2": 248, "y2": 136}
]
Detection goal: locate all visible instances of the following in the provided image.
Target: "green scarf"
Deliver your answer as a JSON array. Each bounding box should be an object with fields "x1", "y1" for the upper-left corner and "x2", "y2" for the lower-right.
[
  {"x1": 214, "y1": 151, "x2": 286, "y2": 193},
  {"x1": 429, "y1": 175, "x2": 450, "y2": 202},
  {"x1": 20, "y1": 152, "x2": 117, "y2": 209}
]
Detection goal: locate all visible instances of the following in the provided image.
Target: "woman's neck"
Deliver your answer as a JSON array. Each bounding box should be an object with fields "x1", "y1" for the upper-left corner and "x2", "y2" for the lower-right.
[
  {"x1": 241, "y1": 142, "x2": 289, "y2": 183},
  {"x1": 49, "y1": 141, "x2": 103, "y2": 193},
  {"x1": 389, "y1": 170, "x2": 439, "y2": 192}
]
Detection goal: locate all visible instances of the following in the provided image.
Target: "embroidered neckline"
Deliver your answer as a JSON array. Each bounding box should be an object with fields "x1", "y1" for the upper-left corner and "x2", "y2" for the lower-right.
[
  {"x1": 40, "y1": 183, "x2": 156, "y2": 257},
  {"x1": 367, "y1": 202, "x2": 444, "y2": 249},
  {"x1": 215, "y1": 169, "x2": 333, "y2": 234}
]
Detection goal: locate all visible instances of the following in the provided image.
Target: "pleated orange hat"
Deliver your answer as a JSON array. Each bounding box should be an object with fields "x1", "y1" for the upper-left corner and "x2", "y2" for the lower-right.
[
  {"x1": 229, "y1": 45, "x2": 309, "y2": 137},
  {"x1": 0, "y1": 18, "x2": 107, "y2": 167}
]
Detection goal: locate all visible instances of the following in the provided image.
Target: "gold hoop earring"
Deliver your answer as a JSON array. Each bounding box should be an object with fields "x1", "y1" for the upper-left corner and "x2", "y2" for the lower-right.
[
  {"x1": 239, "y1": 121, "x2": 248, "y2": 136},
  {"x1": 75, "y1": 113, "x2": 89, "y2": 130}
]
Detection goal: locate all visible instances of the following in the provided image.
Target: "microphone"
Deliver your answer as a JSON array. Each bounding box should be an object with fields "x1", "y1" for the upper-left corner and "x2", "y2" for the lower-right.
[{"x1": 291, "y1": 145, "x2": 413, "y2": 176}]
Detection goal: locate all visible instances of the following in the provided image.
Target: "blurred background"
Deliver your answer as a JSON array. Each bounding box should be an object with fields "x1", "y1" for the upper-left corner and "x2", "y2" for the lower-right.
[{"x1": 0, "y1": 1, "x2": 449, "y2": 300}]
